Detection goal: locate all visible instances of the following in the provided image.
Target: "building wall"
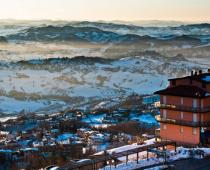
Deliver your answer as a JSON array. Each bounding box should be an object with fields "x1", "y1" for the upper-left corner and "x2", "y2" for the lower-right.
[
  {"x1": 202, "y1": 98, "x2": 210, "y2": 107},
  {"x1": 160, "y1": 110, "x2": 210, "y2": 123},
  {"x1": 160, "y1": 95, "x2": 195, "y2": 107},
  {"x1": 160, "y1": 123, "x2": 200, "y2": 145},
  {"x1": 160, "y1": 95, "x2": 210, "y2": 123},
  {"x1": 202, "y1": 113, "x2": 210, "y2": 122}
]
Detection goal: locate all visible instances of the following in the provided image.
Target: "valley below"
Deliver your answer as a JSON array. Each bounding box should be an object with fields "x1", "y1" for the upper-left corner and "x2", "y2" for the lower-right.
[
  {"x1": 0, "y1": 21, "x2": 210, "y2": 114},
  {"x1": 0, "y1": 20, "x2": 210, "y2": 170}
]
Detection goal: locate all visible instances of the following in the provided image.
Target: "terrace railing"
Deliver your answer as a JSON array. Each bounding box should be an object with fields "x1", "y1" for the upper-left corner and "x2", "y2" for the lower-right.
[{"x1": 155, "y1": 115, "x2": 210, "y2": 127}]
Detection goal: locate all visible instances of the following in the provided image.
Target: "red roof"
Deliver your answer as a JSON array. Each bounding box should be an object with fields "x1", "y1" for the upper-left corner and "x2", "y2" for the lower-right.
[
  {"x1": 155, "y1": 85, "x2": 209, "y2": 98},
  {"x1": 169, "y1": 72, "x2": 210, "y2": 84}
]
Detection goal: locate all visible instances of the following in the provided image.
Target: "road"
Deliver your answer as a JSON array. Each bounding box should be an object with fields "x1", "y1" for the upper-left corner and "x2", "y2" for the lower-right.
[
  {"x1": 136, "y1": 156, "x2": 210, "y2": 170},
  {"x1": 170, "y1": 156, "x2": 210, "y2": 170}
]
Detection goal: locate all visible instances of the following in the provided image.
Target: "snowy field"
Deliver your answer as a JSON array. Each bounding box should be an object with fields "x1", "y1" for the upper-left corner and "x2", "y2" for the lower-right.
[{"x1": 0, "y1": 96, "x2": 66, "y2": 114}]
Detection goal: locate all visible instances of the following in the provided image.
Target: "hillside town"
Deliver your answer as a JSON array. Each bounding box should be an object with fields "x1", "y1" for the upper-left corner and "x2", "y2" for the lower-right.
[
  {"x1": 1, "y1": 70, "x2": 210, "y2": 169},
  {"x1": 0, "y1": 1, "x2": 209, "y2": 169},
  {"x1": 0, "y1": 94, "x2": 159, "y2": 169}
]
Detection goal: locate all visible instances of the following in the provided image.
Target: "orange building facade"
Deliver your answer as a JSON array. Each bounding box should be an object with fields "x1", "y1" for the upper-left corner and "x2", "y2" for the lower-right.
[{"x1": 155, "y1": 70, "x2": 210, "y2": 145}]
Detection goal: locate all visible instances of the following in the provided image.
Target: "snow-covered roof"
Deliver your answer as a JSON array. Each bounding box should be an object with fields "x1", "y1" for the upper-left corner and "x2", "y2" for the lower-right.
[
  {"x1": 95, "y1": 138, "x2": 155, "y2": 155},
  {"x1": 20, "y1": 148, "x2": 39, "y2": 152},
  {"x1": 0, "y1": 131, "x2": 9, "y2": 135},
  {"x1": 56, "y1": 133, "x2": 77, "y2": 142},
  {"x1": 0, "y1": 116, "x2": 17, "y2": 123}
]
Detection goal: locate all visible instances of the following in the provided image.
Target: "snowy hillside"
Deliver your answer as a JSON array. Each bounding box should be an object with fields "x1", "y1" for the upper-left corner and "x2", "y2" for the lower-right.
[
  {"x1": 0, "y1": 20, "x2": 209, "y2": 113},
  {"x1": 0, "y1": 55, "x2": 209, "y2": 114}
]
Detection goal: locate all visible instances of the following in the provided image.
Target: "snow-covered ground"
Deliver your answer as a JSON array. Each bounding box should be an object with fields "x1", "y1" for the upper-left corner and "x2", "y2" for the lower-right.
[
  {"x1": 0, "y1": 96, "x2": 66, "y2": 114},
  {"x1": 0, "y1": 116, "x2": 17, "y2": 122},
  {"x1": 82, "y1": 114, "x2": 107, "y2": 127},
  {"x1": 130, "y1": 114, "x2": 157, "y2": 124},
  {"x1": 0, "y1": 55, "x2": 209, "y2": 114}
]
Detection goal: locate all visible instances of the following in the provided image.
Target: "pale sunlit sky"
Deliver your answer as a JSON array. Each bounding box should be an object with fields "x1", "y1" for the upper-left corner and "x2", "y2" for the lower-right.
[{"x1": 0, "y1": 0, "x2": 209, "y2": 22}]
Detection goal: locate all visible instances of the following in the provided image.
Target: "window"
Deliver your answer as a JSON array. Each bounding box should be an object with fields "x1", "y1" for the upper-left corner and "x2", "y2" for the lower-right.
[
  {"x1": 163, "y1": 124, "x2": 167, "y2": 130},
  {"x1": 193, "y1": 113, "x2": 197, "y2": 122},
  {"x1": 201, "y1": 114, "x2": 204, "y2": 122},
  {"x1": 193, "y1": 128, "x2": 197, "y2": 135},
  {"x1": 163, "y1": 110, "x2": 167, "y2": 118},
  {"x1": 163, "y1": 96, "x2": 167, "y2": 104},
  {"x1": 193, "y1": 99, "x2": 197, "y2": 108},
  {"x1": 180, "y1": 98, "x2": 184, "y2": 105},
  {"x1": 201, "y1": 99, "x2": 204, "y2": 108},
  {"x1": 180, "y1": 126, "x2": 184, "y2": 133},
  {"x1": 180, "y1": 112, "x2": 184, "y2": 119}
]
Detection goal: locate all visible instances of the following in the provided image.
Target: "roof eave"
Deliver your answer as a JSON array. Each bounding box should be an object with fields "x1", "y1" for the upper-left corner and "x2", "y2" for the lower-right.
[{"x1": 154, "y1": 92, "x2": 209, "y2": 98}]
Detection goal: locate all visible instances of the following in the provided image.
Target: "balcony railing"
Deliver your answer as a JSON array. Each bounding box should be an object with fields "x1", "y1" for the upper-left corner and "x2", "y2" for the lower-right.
[
  {"x1": 157, "y1": 104, "x2": 210, "y2": 113},
  {"x1": 155, "y1": 115, "x2": 210, "y2": 127}
]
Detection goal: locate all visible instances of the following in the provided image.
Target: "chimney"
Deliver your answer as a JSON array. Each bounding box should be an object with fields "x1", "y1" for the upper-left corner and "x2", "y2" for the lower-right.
[
  {"x1": 191, "y1": 71, "x2": 194, "y2": 76},
  {"x1": 199, "y1": 70, "x2": 203, "y2": 75},
  {"x1": 194, "y1": 71, "x2": 198, "y2": 76},
  {"x1": 208, "y1": 69, "x2": 210, "y2": 73}
]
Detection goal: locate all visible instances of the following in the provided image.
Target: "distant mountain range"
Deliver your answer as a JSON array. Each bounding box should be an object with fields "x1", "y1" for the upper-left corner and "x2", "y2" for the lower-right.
[
  {"x1": 0, "y1": 21, "x2": 209, "y2": 44},
  {"x1": 7, "y1": 25, "x2": 142, "y2": 43}
]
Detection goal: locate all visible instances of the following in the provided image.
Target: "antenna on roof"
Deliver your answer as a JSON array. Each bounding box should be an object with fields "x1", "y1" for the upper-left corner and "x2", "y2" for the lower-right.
[
  {"x1": 199, "y1": 70, "x2": 202, "y2": 75},
  {"x1": 194, "y1": 71, "x2": 198, "y2": 76},
  {"x1": 191, "y1": 71, "x2": 194, "y2": 76}
]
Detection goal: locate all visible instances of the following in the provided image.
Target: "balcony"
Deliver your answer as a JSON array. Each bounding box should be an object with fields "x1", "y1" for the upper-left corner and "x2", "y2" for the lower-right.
[
  {"x1": 157, "y1": 104, "x2": 210, "y2": 113},
  {"x1": 155, "y1": 115, "x2": 210, "y2": 127}
]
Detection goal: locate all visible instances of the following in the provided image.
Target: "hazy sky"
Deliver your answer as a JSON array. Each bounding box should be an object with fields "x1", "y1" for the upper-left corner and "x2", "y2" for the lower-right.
[{"x1": 0, "y1": 0, "x2": 209, "y2": 21}]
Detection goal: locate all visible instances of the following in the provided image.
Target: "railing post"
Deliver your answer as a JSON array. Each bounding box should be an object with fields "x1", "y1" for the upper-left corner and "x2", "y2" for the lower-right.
[
  {"x1": 137, "y1": 152, "x2": 139, "y2": 164},
  {"x1": 164, "y1": 152, "x2": 166, "y2": 163},
  {"x1": 126, "y1": 152, "x2": 128, "y2": 165},
  {"x1": 92, "y1": 160, "x2": 95, "y2": 170}
]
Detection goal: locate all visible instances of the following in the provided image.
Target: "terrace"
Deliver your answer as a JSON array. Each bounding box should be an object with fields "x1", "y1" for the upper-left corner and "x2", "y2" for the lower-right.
[{"x1": 156, "y1": 115, "x2": 210, "y2": 127}]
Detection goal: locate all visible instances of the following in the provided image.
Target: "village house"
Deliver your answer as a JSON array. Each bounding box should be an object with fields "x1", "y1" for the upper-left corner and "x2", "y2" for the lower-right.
[
  {"x1": 0, "y1": 131, "x2": 9, "y2": 140},
  {"x1": 155, "y1": 69, "x2": 210, "y2": 145}
]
